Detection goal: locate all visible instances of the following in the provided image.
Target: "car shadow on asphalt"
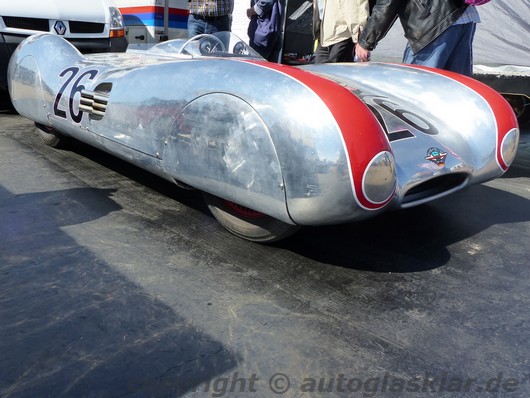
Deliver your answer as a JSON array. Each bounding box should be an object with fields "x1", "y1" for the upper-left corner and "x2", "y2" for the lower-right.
[
  {"x1": 278, "y1": 182, "x2": 530, "y2": 272},
  {"x1": 55, "y1": 136, "x2": 530, "y2": 275},
  {"x1": 0, "y1": 184, "x2": 239, "y2": 397},
  {"x1": 65, "y1": 138, "x2": 210, "y2": 214}
]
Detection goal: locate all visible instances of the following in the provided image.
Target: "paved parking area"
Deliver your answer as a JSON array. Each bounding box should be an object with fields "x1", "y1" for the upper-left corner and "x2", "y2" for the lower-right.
[{"x1": 1, "y1": 112, "x2": 529, "y2": 397}]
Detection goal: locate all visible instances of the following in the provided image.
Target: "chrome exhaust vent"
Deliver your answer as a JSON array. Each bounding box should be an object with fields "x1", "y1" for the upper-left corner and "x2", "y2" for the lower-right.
[
  {"x1": 79, "y1": 83, "x2": 112, "y2": 119},
  {"x1": 80, "y1": 89, "x2": 109, "y2": 118}
]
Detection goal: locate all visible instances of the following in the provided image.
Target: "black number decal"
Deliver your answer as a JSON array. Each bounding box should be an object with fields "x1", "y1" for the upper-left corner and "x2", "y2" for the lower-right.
[
  {"x1": 69, "y1": 70, "x2": 98, "y2": 123},
  {"x1": 53, "y1": 67, "x2": 99, "y2": 123},
  {"x1": 53, "y1": 67, "x2": 79, "y2": 119},
  {"x1": 365, "y1": 103, "x2": 415, "y2": 142},
  {"x1": 373, "y1": 97, "x2": 439, "y2": 136},
  {"x1": 352, "y1": 87, "x2": 439, "y2": 142}
]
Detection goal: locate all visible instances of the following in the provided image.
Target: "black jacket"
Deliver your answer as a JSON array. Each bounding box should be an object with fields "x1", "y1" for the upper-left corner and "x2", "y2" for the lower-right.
[{"x1": 358, "y1": 0, "x2": 468, "y2": 53}]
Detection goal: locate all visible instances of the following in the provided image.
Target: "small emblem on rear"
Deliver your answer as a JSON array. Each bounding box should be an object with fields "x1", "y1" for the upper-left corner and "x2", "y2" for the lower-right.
[
  {"x1": 54, "y1": 21, "x2": 67, "y2": 35},
  {"x1": 425, "y1": 147, "x2": 447, "y2": 167}
]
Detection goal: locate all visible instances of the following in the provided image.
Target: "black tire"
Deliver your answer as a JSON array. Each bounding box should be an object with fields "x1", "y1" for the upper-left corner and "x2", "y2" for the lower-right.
[
  {"x1": 203, "y1": 193, "x2": 300, "y2": 243},
  {"x1": 503, "y1": 94, "x2": 530, "y2": 127},
  {"x1": 517, "y1": 107, "x2": 530, "y2": 127},
  {"x1": 35, "y1": 123, "x2": 67, "y2": 148}
]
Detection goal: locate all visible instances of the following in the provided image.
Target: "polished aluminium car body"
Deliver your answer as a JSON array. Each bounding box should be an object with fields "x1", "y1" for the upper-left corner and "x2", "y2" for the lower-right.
[{"x1": 8, "y1": 32, "x2": 519, "y2": 241}]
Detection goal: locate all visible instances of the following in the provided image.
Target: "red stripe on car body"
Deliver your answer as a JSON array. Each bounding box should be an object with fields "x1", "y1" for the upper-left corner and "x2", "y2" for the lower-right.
[{"x1": 245, "y1": 61, "x2": 393, "y2": 210}]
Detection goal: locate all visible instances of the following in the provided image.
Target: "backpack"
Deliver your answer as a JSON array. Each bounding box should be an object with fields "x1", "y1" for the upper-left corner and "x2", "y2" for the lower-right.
[{"x1": 248, "y1": 0, "x2": 282, "y2": 57}]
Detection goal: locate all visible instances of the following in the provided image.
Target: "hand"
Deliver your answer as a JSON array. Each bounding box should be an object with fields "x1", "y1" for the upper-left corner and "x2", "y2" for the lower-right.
[
  {"x1": 355, "y1": 43, "x2": 371, "y2": 62},
  {"x1": 246, "y1": 8, "x2": 256, "y2": 18}
]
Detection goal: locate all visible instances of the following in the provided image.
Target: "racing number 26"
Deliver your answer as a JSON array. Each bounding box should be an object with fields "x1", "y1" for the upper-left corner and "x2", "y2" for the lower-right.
[{"x1": 53, "y1": 67, "x2": 98, "y2": 123}]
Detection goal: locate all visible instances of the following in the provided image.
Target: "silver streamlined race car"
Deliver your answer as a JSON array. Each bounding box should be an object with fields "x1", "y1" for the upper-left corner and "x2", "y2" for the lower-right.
[{"x1": 8, "y1": 32, "x2": 520, "y2": 242}]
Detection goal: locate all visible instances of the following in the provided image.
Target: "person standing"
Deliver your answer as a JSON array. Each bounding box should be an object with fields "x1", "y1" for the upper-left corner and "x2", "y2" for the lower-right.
[
  {"x1": 355, "y1": 0, "x2": 480, "y2": 76},
  {"x1": 188, "y1": 0, "x2": 234, "y2": 37},
  {"x1": 312, "y1": 0, "x2": 369, "y2": 63},
  {"x1": 247, "y1": 0, "x2": 283, "y2": 61}
]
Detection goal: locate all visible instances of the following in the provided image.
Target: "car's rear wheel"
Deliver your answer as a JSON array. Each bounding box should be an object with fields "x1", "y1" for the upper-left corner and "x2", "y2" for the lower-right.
[
  {"x1": 35, "y1": 123, "x2": 67, "y2": 148},
  {"x1": 202, "y1": 193, "x2": 300, "y2": 243}
]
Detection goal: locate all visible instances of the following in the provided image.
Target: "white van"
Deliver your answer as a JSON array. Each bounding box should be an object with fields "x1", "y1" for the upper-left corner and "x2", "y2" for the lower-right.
[{"x1": 1, "y1": 0, "x2": 128, "y2": 108}]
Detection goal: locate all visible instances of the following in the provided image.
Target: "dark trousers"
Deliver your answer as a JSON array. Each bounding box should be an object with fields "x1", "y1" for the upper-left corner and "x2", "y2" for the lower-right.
[{"x1": 314, "y1": 38, "x2": 355, "y2": 63}]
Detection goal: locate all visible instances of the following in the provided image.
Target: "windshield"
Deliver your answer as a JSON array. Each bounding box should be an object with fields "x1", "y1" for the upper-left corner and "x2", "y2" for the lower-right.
[{"x1": 148, "y1": 32, "x2": 264, "y2": 60}]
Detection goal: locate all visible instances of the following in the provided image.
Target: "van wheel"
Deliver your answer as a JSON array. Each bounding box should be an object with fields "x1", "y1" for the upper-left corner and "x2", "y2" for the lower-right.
[{"x1": 202, "y1": 193, "x2": 300, "y2": 243}]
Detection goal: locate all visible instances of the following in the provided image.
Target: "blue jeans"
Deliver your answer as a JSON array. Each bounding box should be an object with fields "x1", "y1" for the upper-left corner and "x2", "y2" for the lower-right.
[
  {"x1": 403, "y1": 22, "x2": 476, "y2": 76},
  {"x1": 187, "y1": 14, "x2": 231, "y2": 38}
]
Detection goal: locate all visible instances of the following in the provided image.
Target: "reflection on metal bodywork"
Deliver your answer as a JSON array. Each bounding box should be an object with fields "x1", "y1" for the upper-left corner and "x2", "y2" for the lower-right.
[{"x1": 8, "y1": 32, "x2": 519, "y2": 236}]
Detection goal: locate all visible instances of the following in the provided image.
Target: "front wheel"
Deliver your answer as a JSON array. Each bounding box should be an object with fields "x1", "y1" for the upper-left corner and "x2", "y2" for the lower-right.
[
  {"x1": 35, "y1": 123, "x2": 67, "y2": 148},
  {"x1": 203, "y1": 193, "x2": 300, "y2": 243},
  {"x1": 503, "y1": 94, "x2": 530, "y2": 126}
]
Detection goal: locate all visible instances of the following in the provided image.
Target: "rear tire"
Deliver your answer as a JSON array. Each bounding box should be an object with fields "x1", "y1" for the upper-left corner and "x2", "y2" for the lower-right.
[
  {"x1": 35, "y1": 123, "x2": 67, "y2": 148},
  {"x1": 203, "y1": 193, "x2": 300, "y2": 243}
]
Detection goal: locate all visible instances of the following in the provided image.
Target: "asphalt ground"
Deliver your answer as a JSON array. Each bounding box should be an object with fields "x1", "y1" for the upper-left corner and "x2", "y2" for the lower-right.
[{"x1": 1, "y1": 112, "x2": 529, "y2": 398}]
